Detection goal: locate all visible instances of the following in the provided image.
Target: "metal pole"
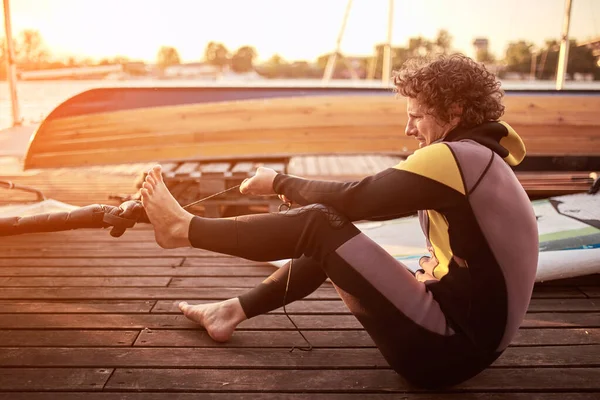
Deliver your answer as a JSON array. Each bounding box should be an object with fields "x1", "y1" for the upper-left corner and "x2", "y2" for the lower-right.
[
  {"x1": 556, "y1": 0, "x2": 572, "y2": 90},
  {"x1": 530, "y1": 49, "x2": 537, "y2": 80},
  {"x1": 381, "y1": 0, "x2": 394, "y2": 85},
  {"x1": 3, "y1": 0, "x2": 21, "y2": 126},
  {"x1": 323, "y1": 0, "x2": 353, "y2": 82}
]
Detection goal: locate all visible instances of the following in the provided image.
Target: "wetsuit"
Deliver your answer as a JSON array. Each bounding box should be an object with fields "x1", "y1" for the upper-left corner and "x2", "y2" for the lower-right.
[{"x1": 187, "y1": 121, "x2": 539, "y2": 389}]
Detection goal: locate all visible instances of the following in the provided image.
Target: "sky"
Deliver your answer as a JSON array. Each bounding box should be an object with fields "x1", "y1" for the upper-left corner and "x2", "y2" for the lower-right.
[{"x1": 1, "y1": 0, "x2": 599, "y2": 63}]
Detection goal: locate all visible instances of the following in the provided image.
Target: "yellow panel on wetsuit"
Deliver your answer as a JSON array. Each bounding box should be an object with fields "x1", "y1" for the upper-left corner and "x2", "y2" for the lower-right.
[
  {"x1": 427, "y1": 210, "x2": 453, "y2": 279},
  {"x1": 394, "y1": 143, "x2": 466, "y2": 196}
]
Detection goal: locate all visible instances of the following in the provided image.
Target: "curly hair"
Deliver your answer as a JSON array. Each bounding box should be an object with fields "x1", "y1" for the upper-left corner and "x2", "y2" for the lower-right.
[{"x1": 393, "y1": 54, "x2": 505, "y2": 129}]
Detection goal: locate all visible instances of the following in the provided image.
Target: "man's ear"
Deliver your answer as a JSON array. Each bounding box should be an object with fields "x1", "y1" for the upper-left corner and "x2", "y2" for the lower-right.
[{"x1": 449, "y1": 103, "x2": 463, "y2": 127}]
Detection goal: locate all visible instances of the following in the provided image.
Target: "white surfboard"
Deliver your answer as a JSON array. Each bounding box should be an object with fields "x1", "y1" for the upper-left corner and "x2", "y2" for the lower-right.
[{"x1": 271, "y1": 192, "x2": 600, "y2": 282}]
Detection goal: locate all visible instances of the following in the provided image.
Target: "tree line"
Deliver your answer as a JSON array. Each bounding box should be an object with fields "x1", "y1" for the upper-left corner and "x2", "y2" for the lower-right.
[{"x1": 1, "y1": 29, "x2": 598, "y2": 80}]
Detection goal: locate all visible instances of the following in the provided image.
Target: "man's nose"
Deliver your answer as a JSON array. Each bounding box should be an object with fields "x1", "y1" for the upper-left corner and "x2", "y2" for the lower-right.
[{"x1": 405, "y1": 124, "x2": 417, "y2": 137}]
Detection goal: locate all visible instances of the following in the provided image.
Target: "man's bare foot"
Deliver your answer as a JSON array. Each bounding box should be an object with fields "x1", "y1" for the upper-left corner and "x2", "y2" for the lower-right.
[
  {"x1": 178, "y1": 298, "x2": 247, "y2": 342},
  {"x1": 140, "y1": 165, "x2": 194, "y2": 249}
]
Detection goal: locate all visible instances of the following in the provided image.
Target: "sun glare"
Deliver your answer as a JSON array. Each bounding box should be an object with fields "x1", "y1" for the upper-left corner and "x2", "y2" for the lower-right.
[{"x1": 1, "y1": 0, "x2": 599, "y2": 63}]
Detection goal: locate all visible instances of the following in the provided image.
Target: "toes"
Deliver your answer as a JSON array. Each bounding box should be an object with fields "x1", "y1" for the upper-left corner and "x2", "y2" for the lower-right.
[
  {"x1": 141, "y1": 181, "x2": 154, "y2": 195},
  {"x1": 178, "y1": 301, "x2": 189, "y2": 313},
  {"x1": 140, "y1": 188, "x2": 150, "y2": 202},
  {"x1": 145, "y1": 174, "x2": 156, "y2": 187},
  {"x1": 149, "y1": 165, "x2": 164, "y2": 183}
]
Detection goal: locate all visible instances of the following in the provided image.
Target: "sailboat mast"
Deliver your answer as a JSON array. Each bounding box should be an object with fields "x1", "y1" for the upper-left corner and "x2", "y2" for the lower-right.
[
  {"x1": 556, "y1": 0, "x2": 573, "y2": 90},
  {"x1": 323, "y1": 0, "x2": 353, "y2": 82},
  {"x1": 2, "y1": 0, "x2": 21, "y2": 126},
  {"x1": 381, "y1": 0, "x2": 394, "y2": 84}
]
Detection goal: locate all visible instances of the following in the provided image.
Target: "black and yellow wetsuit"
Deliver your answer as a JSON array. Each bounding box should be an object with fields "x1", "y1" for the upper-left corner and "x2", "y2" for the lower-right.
[{"x1": 187, "y1": 121, "x2": 539, "y2": 388}]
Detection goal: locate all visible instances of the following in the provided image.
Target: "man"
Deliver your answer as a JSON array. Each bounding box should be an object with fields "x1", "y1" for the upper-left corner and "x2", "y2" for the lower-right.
[{"x1": 140, "y1": 54, "x2": 538, "y2": 388}]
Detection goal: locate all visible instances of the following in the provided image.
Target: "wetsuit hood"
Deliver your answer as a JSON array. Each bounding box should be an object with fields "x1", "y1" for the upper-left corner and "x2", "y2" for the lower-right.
[{"x1": 443, "y1": 121, "x2": 526, "y2": 167}]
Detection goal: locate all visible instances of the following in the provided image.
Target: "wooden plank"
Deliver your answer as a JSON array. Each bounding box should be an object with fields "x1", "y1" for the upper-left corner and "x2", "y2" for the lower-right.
[
  {"x1": 335, "y1": 155, "x2": 362, "y2": 176},
  {"x1": 512, "y1": 328, "x2": 600, "y2": 346},
  {"x1": 520, "y1": 312, "x2": 600, "y2": 328},
  {"x1": 3, "y1": 394, "x2": 597, "y2": 400},
  {"x1": 0, "y1": 229, "x2": 156, "y2": 243},
  {"x1": 136, "y1": 328, "x2": 600, "y2": 348},
  {"x1": 168, "y1": 276, "x2": 275, "y2": 287},
  {"x1": 315, "y1": 156, "x2": 334, "y2": 176},
  {"x1": 0, "y1": 314, "x2": 362, "y2": 329},
  {"x1": 200, "y1": 162, "x2": 232, "y2": 174},
  {"x1": 0, "y1": 287, "x2": 340, "y2": 300},
  {"x1": 230, "y1": 161, "x2": 256, "y2": 176},
  {"x1": 104, "y1": 368, "x2": 600, "y2": 391},
  {"x1": 303, "y1": 156, "x2": 319, "y2": 176},
  {"x1": 0, "y1": 248, "x2": 234, "y2": 258},
  {"x1": 182, "y1": 258, "x2": 267, "y2": 266},
  {"x1": 197, "y1": 177, "x2": 227, "y2": 195},
  {"x1": 353, "y1": 155, "x2": 372, "y2": 175},
  {"x1": 2, "y1": 345, "x2": 599, "y2": 368},
  {"x1": 0, "y1": 313, "x2": 598, "y2": 330},
  {"x1": 135, "y1": 329, "x2": 375, "y2": 348},
  {"x1": 363, "y1": 155, "x2": 386, "y2": 174},
  {"x1": 152, "y1": 300, "x2": 349, "y2": 314},
  {"x1": 581, "y1": 287, "x2": 600, "y2": 298},
  {"x1": 0, "y1": 347, "x2": 388, "y2": 368},
  {"x1": 173, "y1": 162, "x2": 200, "y2": 176},
  {"x1": 456, "y1": 368, "x2": 600, "y2": 391},
  {"x1": 0, "y1": 242, "x2": 176, "y2": 251},
  {"x1": 0, "y1": 265, "x2": 276, "y2": 277},
  {"x1": 531, "y1": 286, "x2": 586, "y2": 298},
  {"x1": 0, "y1": 330, "x2": 138, "y2": 346},
  {"x1": 0, "y1": 368, "x2": 112, "y2": 391},
  {"x1": 527, "y1": 298, "x2": 600, "y2": 312},
  {"x1": 0, "y1": 257, "x2": 183, "y2": 267},
  {"x1": 493, "y1": 345, "x2": 600, "y2": 367},
  {"x1": 287, "y1": 157, "x2": 305, "y2": 176},
  {"x1": 0, "y1": 277, "x2": 171, "y2": 287},
  {"x1": 159, "y1": 162, "x2": 179, "y2": 174},
  {"x1": 324, "y1": 156, "x2": 344, "y2": 176},
  {"x1": 0, "y1": 300, "x2": 154, "y2": 313},
  {"x1": 379, "y1": 155, "x2": 403, "y2": 171}
]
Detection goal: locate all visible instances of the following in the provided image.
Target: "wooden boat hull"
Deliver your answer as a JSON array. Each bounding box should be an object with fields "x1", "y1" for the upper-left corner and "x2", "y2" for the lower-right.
[{"x1": 23, "y1": 87, "x2": 600, "y2": 170}]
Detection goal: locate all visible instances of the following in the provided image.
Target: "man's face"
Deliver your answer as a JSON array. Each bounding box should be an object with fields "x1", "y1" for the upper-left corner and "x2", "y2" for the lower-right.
[{"x1": 405, "y1": 97, "x2": 453, "y2": 148}]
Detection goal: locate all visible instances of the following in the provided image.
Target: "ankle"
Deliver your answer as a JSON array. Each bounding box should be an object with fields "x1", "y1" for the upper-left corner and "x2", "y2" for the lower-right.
[
  {"x1": 172, "y1": 212, "x2": 194, "y2": 245},
  {"x1": 225, "y1": 298, "x2": 248, "y2": 325}
]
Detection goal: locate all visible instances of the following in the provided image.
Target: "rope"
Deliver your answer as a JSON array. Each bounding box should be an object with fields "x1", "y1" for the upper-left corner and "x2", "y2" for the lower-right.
[
  {"x1": 182, "y1": 184, "x2": 241, "y2": 209},
  {"x1": 181, "y1": 183, "x2": 313, "y2": 351}
]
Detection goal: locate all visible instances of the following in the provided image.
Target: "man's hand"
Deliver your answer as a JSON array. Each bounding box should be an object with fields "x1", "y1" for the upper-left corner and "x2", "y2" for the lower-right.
[{"x1": 239, "y1": 167, "x2": 278, "y2": 196}]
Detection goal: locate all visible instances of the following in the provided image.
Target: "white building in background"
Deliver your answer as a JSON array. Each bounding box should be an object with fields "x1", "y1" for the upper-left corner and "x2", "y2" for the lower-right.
[
  {"x1": 162, "y1": 63, "x2": 221, "y2": 79},
  {"x1": 18, "y1": 65, "x2": 124, "y2": 80},
  {"x1": 472, "y1": 38, "x2": 489, "y2": 54}
]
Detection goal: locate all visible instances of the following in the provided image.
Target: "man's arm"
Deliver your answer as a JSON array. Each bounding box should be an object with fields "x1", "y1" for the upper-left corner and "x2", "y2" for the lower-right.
[{"x1": 273, "y1": 144, "x2": 467, "y2": 221}]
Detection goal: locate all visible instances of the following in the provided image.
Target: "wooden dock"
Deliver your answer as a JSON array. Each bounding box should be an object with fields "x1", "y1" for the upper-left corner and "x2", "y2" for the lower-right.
[
  {"x1": 0, "y1": 225, "x2": 599, "y2": 398},
  {"x1": 1, "y1": 158, "x2": 600, "y2": 397}
]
